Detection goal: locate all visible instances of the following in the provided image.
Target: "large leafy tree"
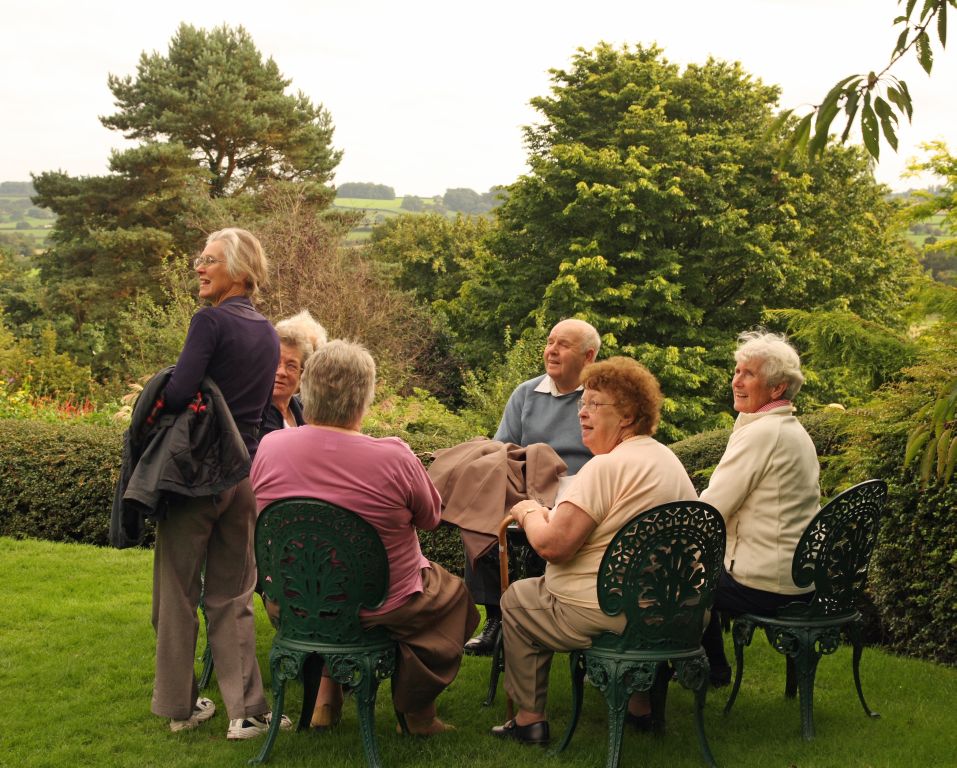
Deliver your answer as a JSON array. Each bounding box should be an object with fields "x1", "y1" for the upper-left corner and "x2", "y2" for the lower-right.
[
  {"x1": 450, "y1": 43, "x2": 917, "y2": 438},
  {"x1": 101, "y1": 23, "x2": 340, "y2": 198}
]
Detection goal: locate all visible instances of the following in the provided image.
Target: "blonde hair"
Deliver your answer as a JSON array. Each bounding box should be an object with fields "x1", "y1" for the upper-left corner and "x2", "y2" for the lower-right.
[
  {"x1": 300, "y1": 340, "x2": 376, "y2": 427},
  {"x1": 206, "y1": 227, "x2": 269, "y2": 302}
]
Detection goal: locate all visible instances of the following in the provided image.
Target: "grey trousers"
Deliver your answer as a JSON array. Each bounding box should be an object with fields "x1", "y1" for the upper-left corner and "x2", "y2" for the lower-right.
[
  {"x1": 150, "y1": 478, "x2": 268, "y2": 720},
  {"x1": 502, "y1": 576, "x2": 626, "y2": 714}
]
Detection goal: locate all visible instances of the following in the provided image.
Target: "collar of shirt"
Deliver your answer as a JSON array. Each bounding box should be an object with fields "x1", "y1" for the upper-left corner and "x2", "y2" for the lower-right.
[
  {"x1": 755, "y1": 399, "x2": 792, "y2": 413},
  {"x1": 534, "y1": 375, "x2": 584, "y2": 398}
]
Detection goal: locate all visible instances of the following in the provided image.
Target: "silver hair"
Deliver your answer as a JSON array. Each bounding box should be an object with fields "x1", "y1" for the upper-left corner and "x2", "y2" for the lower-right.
[
  {"x1": 275, "y1": 310, "x2": 328, "y2": 366},
  {"x1": 205, "y1": 227, "x2": 269, "y2": 302},
  {"x1": 300, "y1": 339, "x2": 376, "y2": 427},
  {"x1": 734, "y1": 330, "x2": 804, "y2": 400}
]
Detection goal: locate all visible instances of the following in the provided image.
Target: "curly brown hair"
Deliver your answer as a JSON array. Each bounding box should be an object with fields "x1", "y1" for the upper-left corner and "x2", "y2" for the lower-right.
[{"x1": 580, "y1": 356, "x2": 662, "y2": 436}]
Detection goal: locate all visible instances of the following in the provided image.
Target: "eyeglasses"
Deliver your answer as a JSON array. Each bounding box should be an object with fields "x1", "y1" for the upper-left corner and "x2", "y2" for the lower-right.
[
  {"x1": 280, "y1": 361, "x2": 301, "y2": 376},
  {"x1": 193, "y1": 254, "x2": 226, "y2": 269},
  {"x1": 578, "y1": 399, "x2": 619, "y2": 413}
]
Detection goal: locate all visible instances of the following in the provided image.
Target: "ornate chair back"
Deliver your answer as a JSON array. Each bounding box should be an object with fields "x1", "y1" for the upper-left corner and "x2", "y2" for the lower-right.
[
  {"x1": 251, "y1": 497, "x2": 395, "y2": 768},
  {"x1": 256, "y1": 497, "x2": 391, "y2": 647},
  {"x1": 781, "y1": 479, "x2": 888, "y2": 620},
  {"x1": 594, "y1": 499, "x2": 726, "y2": 654}
]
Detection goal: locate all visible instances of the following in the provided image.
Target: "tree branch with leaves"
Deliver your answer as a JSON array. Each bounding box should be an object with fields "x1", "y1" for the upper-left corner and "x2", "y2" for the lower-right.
[{"x1": 781, "y1": 0, "x2": 953, "y2": 161}]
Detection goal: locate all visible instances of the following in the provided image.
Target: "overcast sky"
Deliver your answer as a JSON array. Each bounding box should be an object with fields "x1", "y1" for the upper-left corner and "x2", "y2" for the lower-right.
[{"x1": 2, "y1": 0, "x2": 955, "y2": 196}]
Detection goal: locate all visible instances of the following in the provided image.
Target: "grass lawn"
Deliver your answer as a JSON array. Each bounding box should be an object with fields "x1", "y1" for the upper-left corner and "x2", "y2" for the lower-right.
[{"x1": 2, "y1": 536, "x2": 955, "y2": 768}]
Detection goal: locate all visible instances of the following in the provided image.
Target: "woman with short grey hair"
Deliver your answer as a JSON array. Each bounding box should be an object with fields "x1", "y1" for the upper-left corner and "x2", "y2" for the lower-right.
[
  {"x1": 261, "y1": 310, "x2": 328, "y2": 434},
  {"x1": 700, "y1": 329, "x2": 820, "y2": 686},
  {"x1": 252, "y1": 340, "x2": 479, "y2": 736}
]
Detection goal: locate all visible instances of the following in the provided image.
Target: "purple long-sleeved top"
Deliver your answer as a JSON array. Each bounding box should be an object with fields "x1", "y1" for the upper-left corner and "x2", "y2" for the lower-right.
[{"x1": 164, "y1": 296, "x2": 279, "y2": 457}]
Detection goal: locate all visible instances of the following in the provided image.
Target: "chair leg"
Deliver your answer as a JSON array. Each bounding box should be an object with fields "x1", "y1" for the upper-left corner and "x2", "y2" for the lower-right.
[
  {"x1": 794, "y1": 629, "x2": 823, "y2": 741},
  {"x1": 250, "y1": 675, "x2": 288, "y2": 766},
  {"x1": 553, "y1": 650, "x2": 586, "y2": 754},
  {"x1": 353, "y1": 659, "x2": 385, "y2": 768},
  {"x1": 602, "y1": 664, "x2": 628, "y2": 768},
  {"x1": 847, "y1": 622, "x2": 880, "y2": 719},
  {"x1": 723, "y1": 619, "x2": 754, "y2": 716},
  {"x1": 484, "y1": 624, "x2": 504, "y2": 707},
  {"x1": 689, "y1": 661, "x2": 718, "y2": 768}
]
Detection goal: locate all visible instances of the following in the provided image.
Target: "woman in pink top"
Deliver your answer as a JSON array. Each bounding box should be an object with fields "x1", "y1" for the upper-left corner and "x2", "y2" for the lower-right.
[{"x1": 251, "y1": 340, "x2": 479, "y2": 736}]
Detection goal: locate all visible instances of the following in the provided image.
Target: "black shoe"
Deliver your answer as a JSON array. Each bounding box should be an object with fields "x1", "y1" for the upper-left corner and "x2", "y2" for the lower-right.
[
  {"x1": 710, "y1": 665, "x2": 732, "y2": 688},
  {"x1": 464, "y1": 617, "x2": 501, "y2": 656},
  {"x1": 490, "y1": 718, "x2": 550, "y2": 746},
  {"x1": 624, "y1": 712, "x2": 654, "y2": 733}
]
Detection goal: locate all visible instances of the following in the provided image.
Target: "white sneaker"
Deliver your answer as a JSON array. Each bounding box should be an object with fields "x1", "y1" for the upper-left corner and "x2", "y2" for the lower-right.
[
  {"x1": 170, "y1": 697, "x2": 216, "y2": 732},
  {"x1": 226, "y1": 712, "x2": 293, "y2": 740}
]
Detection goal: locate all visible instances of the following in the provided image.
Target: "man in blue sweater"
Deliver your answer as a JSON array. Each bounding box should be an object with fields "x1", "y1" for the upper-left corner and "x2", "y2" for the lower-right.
[{"x1": 464, "y1": 319, "x2": 601, "y2": 654}]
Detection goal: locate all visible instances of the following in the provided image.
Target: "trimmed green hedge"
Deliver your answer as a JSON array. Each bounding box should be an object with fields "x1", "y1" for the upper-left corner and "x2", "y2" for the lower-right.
[
  {"x1": 0, "y1": 418, "x2": 463, "y2": 574},
  {"x1": 0, "y1": 419, "x2": 122, "y2": 546}
]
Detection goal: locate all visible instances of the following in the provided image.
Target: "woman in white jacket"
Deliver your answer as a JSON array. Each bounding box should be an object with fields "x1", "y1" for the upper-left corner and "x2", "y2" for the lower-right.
[{"x1": 700, "y1": 330, "x2": 820, "y2": 686}]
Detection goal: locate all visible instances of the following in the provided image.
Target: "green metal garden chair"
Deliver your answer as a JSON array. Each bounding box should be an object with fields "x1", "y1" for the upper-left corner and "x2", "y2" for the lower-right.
[
  {"x1": 554, "y1": 500, "x2": 726, "y2": 768},
  {"x1": 249, "y1": 498, "x2": 396, "y2": 768},
  {"x1": 723, "y1": 479, "x2": 887, "y2": 741}
]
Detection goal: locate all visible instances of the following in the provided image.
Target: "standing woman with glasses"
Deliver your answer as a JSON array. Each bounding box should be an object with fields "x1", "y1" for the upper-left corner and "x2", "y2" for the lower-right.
[
  {"x1": 490, "y1": 357, "x2": 697, "y2": 746},
  {"x1": 151, "y1": 228, "x2": 289, "y2": 740}
]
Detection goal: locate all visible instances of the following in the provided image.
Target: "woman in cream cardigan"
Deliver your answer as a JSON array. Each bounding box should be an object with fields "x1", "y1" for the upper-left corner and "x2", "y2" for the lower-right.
[{"x1": 700, "y1": 330, "x2": 820, "y2": 685}]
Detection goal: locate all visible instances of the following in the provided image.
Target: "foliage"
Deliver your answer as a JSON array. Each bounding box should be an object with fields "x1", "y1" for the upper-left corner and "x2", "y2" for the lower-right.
[
  {"x1": 30, "y1": 24, "x2": 343, "y2": 379},
  {"x1": 442, "y1": 187, "x2": 503, "y2": 214},
  {"x1": 816, "y1": 324, "x2": 957, "y2": 662},
  {"x1": 438, "y1": 43, "x2": 916, "y2": 437},
  {"x1": 249, "y1": 182, "x2": 461, "y2": 398},
  {"x1": 367, "y1": 212, "x2": 503, "y2": 368},
  {"x1": 102, "y1": 23, "x2": 340, "y2": 198},
  {"x1": 364, "y1": 387, "x2": 486, "y2": 456},
  {"x1": 0, "y1": 317, "x2": 96, "y2": 401},
  {"x1": 764, "y1": 307, "x2": 918, "y2": 408},
  {"x1": 903, "y1": 141, "x2": 957, "y2": 258},
  {"x1": 31, "y1": 142, "x2": 216, "y2": 372},
  {"x1": 459, "y1": 322, "x2": 548, "y2": 435},
  {"x1": 335, "y1": 182, "x2": 395, "y2": 199},
  {"x1": 793, "y1": 0, "x2": 955, "y2": 162},
  {"x1": 113, "y1": 255, "x2": 198, "y2": 383},
  {"x1": 0, "y1": 419, "x2": 122, "y2": 546}
]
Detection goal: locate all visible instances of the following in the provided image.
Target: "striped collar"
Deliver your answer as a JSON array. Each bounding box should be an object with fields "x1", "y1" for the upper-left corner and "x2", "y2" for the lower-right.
[{"x1": 756, "y1": 399, "x2": 792, "y2": 413}]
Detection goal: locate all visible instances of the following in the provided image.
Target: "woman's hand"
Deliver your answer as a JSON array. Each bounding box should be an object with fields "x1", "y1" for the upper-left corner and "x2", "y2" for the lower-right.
[{"x1": 510, "y1": 499, "x2": 547, "y2": 528}]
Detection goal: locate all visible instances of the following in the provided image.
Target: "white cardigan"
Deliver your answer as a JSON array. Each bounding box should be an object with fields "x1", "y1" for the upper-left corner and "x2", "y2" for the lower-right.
[{"x1": 701, "y1": 406, "x2": 819, "y2": 594}]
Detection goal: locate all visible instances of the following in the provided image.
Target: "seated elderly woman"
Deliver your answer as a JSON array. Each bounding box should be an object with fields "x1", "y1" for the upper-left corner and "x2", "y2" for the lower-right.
[
  {"x1": 699, "y1": 330, "x2": 820, "y2": 686},
  {"x1": 491, "y1": 357, "x2": 696, "y2": 746},
  {"x1": 260, "y1": 310, "x2": 327, "y2": 434},
  {"x1": 251, "y1": 340, "x2": 479, "y2": 736}
]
